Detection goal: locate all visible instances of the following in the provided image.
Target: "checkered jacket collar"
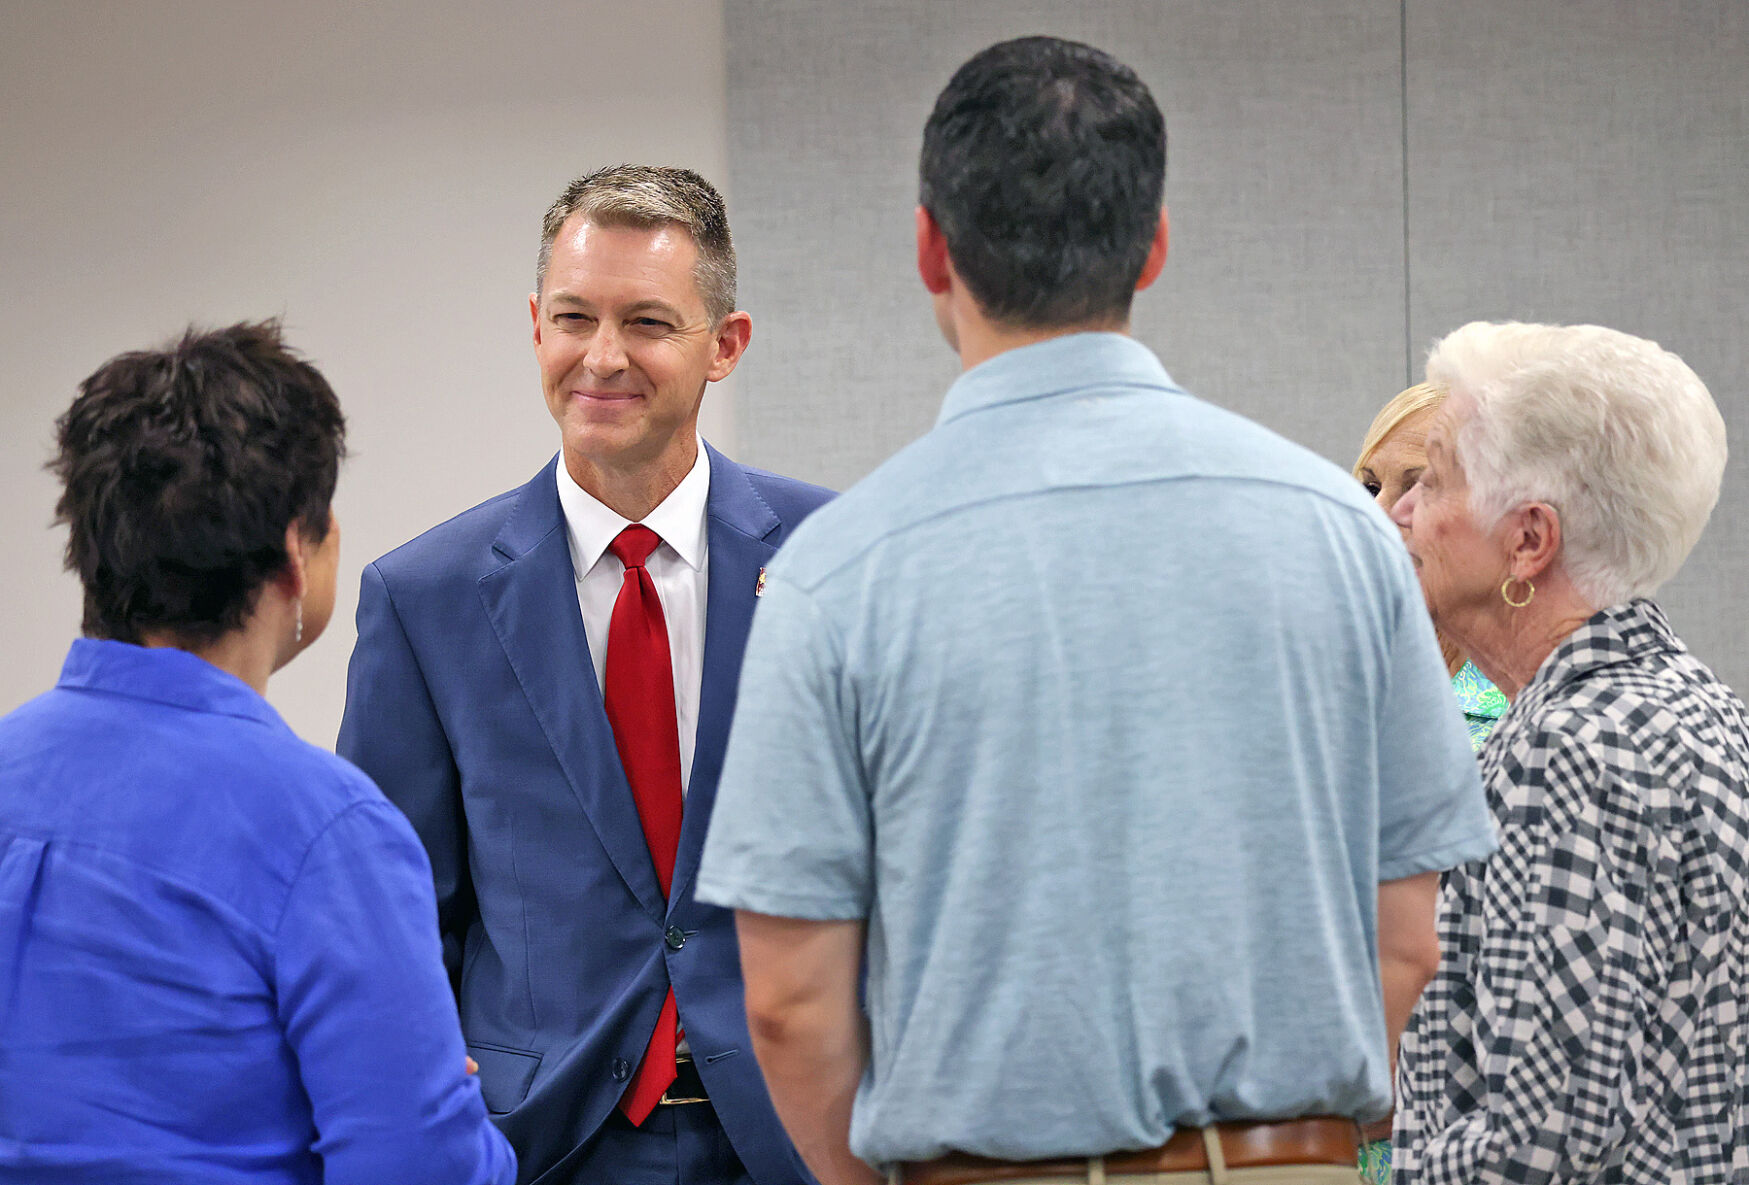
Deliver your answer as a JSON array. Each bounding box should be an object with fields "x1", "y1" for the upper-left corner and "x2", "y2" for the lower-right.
[{"x1": 1513, "y1": 598, "x2": 1680, "y2": 719}]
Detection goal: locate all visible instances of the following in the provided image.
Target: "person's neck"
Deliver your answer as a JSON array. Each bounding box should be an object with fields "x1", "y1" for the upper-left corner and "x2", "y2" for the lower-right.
[
  {"x1": 566, "y1": 440, "x2": 695, "y2": 522},
  {"x1": 953, "y1": 313, "x2": 1127, "y2": 371},
  {"x1": 1445, "y1": 568, "x2": 1597, "y2": 701},
  {"x1": 1436, "y1": 632, "x2": 1466, "y2": 678},
  {"x1": 139, "y1": 604, "x2": 294, "y2": 697}
]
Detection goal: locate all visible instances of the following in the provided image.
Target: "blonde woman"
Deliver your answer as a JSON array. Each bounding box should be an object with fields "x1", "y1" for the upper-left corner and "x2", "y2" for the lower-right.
[
  {"x1": 1352, "y1": 384, "x2": 1505, "y2": 1185},
  {"x1": 1355, "y1": 384, "x2": 1507, "y2": 750}
]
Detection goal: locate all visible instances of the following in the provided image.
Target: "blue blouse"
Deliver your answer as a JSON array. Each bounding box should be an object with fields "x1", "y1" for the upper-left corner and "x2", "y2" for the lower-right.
[{"x1": 0, "y1": 640, "x2": 514, "y2": 1184}]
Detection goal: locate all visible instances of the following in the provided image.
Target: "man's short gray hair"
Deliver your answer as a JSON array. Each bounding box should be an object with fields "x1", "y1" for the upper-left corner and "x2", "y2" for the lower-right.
[
  {"x1": 535, "y1": 164, "x2": 737, "y2": 323},
  {"x1": 1427, "y1": 320, "x2": 1727, "y2": 608}
]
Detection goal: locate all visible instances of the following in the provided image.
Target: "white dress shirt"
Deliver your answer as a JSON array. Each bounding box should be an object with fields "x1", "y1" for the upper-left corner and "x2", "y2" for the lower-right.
[{"x1": 555, "y1": 444, "x2": 709, "y2": 796}]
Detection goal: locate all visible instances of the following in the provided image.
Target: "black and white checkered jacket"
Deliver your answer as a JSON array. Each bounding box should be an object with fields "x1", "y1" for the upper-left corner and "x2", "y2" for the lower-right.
[{"x1": 1394, "y1": 599, "x2": 1749, "y2": 1185}]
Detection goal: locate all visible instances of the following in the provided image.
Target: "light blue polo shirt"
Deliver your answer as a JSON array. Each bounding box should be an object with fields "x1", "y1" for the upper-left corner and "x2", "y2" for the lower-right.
[{"x1": 697, "y1": 333, "x2": 1495, "y2": 1165}]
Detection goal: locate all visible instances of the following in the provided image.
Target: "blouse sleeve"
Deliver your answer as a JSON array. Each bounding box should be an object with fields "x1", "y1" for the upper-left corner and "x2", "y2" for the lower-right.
[{"x1": 274, "y1": 798, "x2": 516, "y2": 1185}]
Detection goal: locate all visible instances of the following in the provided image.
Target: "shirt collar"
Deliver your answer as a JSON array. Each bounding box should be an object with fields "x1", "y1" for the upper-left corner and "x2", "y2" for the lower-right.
[
  {"x1": 56, "y1": 637, "x2": 287, "y2": 729},
  {"x1": 1513, "y1": 599, "x2": 1680, "y2": 715},
  {"x1": 555, "y1": 438, "x2": 712, "y2": 575},
  {"x1": 936, "y1": 332, "x2": 1180, "y2": 427}
]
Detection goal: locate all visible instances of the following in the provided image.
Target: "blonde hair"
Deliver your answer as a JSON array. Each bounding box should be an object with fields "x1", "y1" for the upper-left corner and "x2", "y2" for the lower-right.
[
  {"x1": 1354, "y1": 381, "x2": 1463, "y2": 676},
  {"x1": 1352, "y1": 382, "x2": 1446, "y2": 478}
]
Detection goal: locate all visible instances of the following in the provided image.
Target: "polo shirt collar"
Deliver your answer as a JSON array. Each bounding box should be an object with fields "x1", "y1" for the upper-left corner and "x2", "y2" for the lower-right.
[
  {"x1": 936, "y1": 332, "x2": 1178, "y2": 426},
  {"x1": 56, "y1": 637, "x2": 285, "y2": 728},
  {"x1": 555, "y1": 437, "x2": 711, "y2": 575}
]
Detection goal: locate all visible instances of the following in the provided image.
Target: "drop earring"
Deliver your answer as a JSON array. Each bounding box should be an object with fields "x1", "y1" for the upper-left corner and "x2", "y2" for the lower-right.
[{"x1": 294, "y1": 598, "x2": 304, "y2": 647}]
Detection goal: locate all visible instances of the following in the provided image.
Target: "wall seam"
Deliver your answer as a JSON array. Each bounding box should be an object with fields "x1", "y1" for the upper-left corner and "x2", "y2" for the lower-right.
[{"x1": 1400, "y1": 0, "x2": 1414, "y2": 386}]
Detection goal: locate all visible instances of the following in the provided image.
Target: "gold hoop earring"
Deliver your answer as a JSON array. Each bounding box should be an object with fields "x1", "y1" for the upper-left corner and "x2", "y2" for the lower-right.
[{"x1": 1501, "y1": 577, "x2": 1534, "y2": 608}]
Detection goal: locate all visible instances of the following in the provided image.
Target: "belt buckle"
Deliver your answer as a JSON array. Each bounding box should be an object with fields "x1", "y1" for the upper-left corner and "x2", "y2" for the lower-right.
[{"x1": 657, "y1": 1054, "x2": 708, "y2": 1106}]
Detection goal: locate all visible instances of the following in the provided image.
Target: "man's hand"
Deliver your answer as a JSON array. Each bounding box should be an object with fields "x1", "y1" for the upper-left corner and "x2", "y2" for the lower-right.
[
  {"x1": 465, "y1": 1056, "x2": 479, "y2": 1075},
  {"x1": 735, "y1": 912, "x2": 881, "y2": 1185}
]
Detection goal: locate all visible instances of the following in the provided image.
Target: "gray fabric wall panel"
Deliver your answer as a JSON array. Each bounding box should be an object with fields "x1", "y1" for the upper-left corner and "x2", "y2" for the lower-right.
[
  {"x1": 726, "y1": 0, "x2": 1747, "y2": 691},
  {"x1": 1405, "y1": 0, "x2": 1749, "y2": 691},
  {"x1": 725, "y1": 1, "x2": 1408, "y2": 491}
]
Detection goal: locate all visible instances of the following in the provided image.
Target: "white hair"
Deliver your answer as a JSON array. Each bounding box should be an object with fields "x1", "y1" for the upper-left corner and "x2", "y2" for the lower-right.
[{"x1": 1426, "y1": 321, "x2": 1727, "y2": 608}]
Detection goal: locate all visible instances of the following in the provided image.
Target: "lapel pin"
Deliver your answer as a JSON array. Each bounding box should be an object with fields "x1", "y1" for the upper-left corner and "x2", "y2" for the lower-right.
[{"x1": 755, "y1": 567, "x2": 767, "y2": 598}]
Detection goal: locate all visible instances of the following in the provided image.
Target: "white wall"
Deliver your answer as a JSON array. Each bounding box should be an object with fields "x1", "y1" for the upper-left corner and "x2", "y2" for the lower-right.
[{"x1": 0, "y1": 1, "x2": 733, "y2": 744}]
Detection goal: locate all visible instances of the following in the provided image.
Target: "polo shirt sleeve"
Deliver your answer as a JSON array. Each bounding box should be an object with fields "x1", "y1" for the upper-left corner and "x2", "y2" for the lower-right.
[
  {"x1": 1375, "y1": 570, "x2": 1499, "y2": 882},
  {"x1": 696, "y1": 574, "x2": 873, "y2": 921},
  {"x1": 274, "y1": 796, "x2": 517, "y2": 1185}
]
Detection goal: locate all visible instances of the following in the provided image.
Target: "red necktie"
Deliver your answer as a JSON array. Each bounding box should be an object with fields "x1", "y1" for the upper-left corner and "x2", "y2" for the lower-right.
[{"x1": 603, "y1": 525, "x2": 684, "y2": 1124}]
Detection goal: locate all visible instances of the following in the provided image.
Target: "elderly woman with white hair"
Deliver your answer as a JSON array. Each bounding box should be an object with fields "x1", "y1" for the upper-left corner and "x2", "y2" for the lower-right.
[{"x1": 1389, "y1": 321, "x2": 1749, "y2": 1185}]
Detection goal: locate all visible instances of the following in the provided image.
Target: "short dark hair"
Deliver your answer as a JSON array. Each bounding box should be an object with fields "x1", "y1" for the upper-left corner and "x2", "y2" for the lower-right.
[
  {"x1": 536, "y1": 164, "x2": 737, "y2": 322},
  {"x1": 920, "y1": 36, "x2": 1167, "y2": 329},
  {"x1": 50, "y1": 321, "x2": 347, "y2": 647}
]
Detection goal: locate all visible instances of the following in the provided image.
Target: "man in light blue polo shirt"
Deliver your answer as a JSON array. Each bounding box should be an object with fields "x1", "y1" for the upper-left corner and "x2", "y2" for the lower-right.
[{"x1": 696, "y1": 36, "x2": 1496, "y2": 1185}]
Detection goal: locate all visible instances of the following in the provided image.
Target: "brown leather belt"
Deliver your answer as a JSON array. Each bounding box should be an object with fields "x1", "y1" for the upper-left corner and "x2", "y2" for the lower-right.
[{"x1": 898, "y1": 1117, "x2": 1360, "y2": 1184}]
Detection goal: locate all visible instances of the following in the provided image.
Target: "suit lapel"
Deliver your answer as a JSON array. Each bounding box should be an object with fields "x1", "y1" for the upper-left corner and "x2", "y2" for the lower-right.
[
  {"x1": 478, "y1": 457, "x2": 666, "y2": 920},
  {"x1": 669, "y1": 445, "x2": 781, "y2": 907}
]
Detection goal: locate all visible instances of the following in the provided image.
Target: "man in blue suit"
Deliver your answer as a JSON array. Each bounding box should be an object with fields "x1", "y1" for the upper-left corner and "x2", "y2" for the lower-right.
[{"x1": 339, "y1": 165, "x2": 830, "y2": 1185}]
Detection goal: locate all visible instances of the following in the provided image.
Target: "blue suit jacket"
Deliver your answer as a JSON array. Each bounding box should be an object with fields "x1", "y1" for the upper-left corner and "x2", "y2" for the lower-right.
[{"x1": 338, "y1": 445, "x2": 832, "y2": 1185}]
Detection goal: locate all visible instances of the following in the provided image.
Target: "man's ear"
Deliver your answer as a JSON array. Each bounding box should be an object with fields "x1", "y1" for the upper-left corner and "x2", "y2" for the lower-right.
[
  {"x1": 708, "y1": 311, "x2": 754, "y2": 383},
  {"x1": 916, "y1": 206, "x2": 952, "y2": 295},
  {"x1": 1505, "y1": 502, "x2": 1562, "y2": 582},
  {"x1": 529, "y1": 292, "x2": 542, "y2": 346},
  {"x1": 1135, "y1": 207, "x2": 1169, "y2": 292}
]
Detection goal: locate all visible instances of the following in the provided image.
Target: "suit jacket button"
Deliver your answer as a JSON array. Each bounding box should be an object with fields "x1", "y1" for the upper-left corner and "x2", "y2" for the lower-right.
[
  {"x1": 665, "y1": 926, "x2": 687, "y2": 951},
  {"x1": 611, "y1": 1058, "x2": 631, "y2": 1081}
]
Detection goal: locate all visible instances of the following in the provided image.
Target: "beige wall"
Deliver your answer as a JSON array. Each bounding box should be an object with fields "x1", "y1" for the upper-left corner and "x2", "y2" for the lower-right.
[{"x1": 0, "y1": 1, "x2": 734, "y2": 744}]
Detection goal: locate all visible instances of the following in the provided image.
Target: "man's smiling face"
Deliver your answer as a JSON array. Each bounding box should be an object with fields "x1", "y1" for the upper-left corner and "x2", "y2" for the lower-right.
[{"x1": 531, "y1": 216, "x2": 742, "y2": 493}]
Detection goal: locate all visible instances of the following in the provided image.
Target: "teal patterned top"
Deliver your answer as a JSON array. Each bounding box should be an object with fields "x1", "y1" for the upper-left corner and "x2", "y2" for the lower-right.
[
  {"x1": 1451, "y1": 660, "x2": 1508, "y2": 753},
  {"x1": 1358, "y1": 660, "x2": 1504, "y2": 1184}
]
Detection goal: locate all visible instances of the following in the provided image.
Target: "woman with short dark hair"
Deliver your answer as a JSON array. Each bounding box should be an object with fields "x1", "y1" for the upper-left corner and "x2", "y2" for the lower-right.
[{"x1": 0, "y1": 322, "x2": 515, "y2": 1184}]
